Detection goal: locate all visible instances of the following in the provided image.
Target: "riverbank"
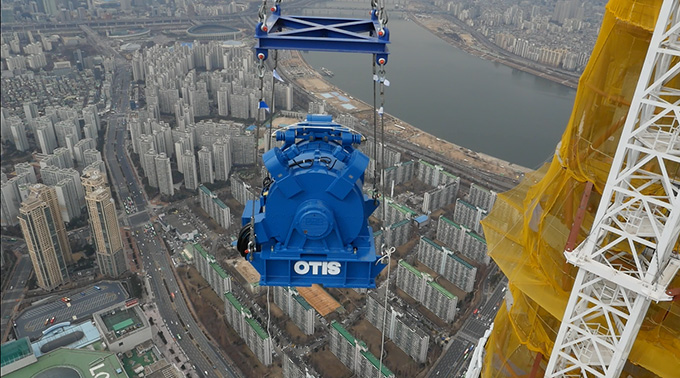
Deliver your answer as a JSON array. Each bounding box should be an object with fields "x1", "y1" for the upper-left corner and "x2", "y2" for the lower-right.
[
  {"x1": 277, "y1": 50, "x2": 533, "y2": 187},
  {"x1": 409, "y1": 13, "x2": 580, "y2": 89}
]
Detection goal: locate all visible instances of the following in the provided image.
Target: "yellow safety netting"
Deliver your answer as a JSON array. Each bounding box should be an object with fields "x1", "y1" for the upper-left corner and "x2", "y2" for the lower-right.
[{"x1": 480, "y1": 0, "x2": 680, "y2": 376}]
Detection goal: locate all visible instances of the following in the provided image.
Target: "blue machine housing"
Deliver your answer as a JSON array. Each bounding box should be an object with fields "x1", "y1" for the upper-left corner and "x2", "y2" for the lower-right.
[{"x1": 240, "y1": 115, "x2": 386, "y2": 288}]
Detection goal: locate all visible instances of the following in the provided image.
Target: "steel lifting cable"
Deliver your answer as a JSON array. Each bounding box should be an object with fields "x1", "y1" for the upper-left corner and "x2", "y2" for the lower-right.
[
  {"x1": 264, "y1": 51, "x2": 278, "y2": 344},
  {"x1": 253, "y1": 0, "x2": 275, "y2": 345},
  {"x1": 376, "y1": 60, "x2": 391, "y2": 378},
  {"x1": 248, "y1": 56, "x2": 266, "y2": 260},
  {"x1": 267, "y1": 50, "x2": 278, "y2": 152},
  {"x1": 372, "y1": 57, "x2": 379, "y2": 201},
  {"x1": 372, "y1": 0, "x2": 390, "y2": 374}
]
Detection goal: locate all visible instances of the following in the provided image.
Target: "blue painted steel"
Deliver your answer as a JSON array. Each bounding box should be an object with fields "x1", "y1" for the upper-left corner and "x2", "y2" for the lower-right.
[
  {"x1": 241, "y1": 115, "x2": 386, "y2": 288},
  {"x1": 255, "y1": 7, "x2": 389, "y2": 65}
]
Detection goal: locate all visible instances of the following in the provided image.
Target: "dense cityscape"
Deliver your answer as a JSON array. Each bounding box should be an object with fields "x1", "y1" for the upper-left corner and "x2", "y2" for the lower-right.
[{"x1": 1, "y1": 1, "x2": 612, "y2": 378}]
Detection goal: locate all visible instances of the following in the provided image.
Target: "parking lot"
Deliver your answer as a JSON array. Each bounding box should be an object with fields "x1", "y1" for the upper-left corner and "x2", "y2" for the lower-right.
[{"x1": 15, "y1": 281, "x2": 129, "y2": 340}]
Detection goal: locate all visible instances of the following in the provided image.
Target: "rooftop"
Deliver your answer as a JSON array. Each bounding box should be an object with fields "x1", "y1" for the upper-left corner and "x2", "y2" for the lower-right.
[
  {"x1": 398, "y1": 260, "x2": 422, "y2": 278},
  {"x1": 422, "y1": 236, "x2": 443, "y2": 250},
  {"x1": 440, "y1": 216, "x2": 462, "y2": 229},
  {"x1": 447, "y1": 251, "x2": 475, "y2": 269},
  {"x1": 214, "y1": 198, "x2": 228, "y2": 209},
  {"x1": 4, "y1": 348, "x2": 124, "y2": 378},
  {"x1": 388, "y1": 201, "x2": 417, "y2": 216},
  {"x1": 361, "y1": 349, "x2": 395, "y2": 377},
  {"x1": 245, "y1": 317, "x2": 269, "y2": 340},
  {"x1": 330, "y1": 321, "x2": 355, "y2": 345},
  {"x1": 210, "y1": 261, "x2": 229, "y2": 279},
  {"x1": 471, "y1": 182, "x2": 493, "y2": 193},
  {"x1": 292, "y1": 292, "x2": 313, "y2": 311},
  {"x1": 428, "y1": 281, "x2": 456, "y2": 300},
  {"x1": 32, "y1": 321, "x2": 101, "y2": 357},
  {"x1": 98, "y1": 306, "x2": 145, "y2": 341},
  {"x1": 193, "y1": 243, "x2": 209, "y2": 258},
  {"x1": 224, "y1": 292, "x2": 244, "y2": 312},
  {"x1": 456, "y1": 198, "x2": 478, "y2": 211},
  {"x1": 198, "y1": 185, "x2": 211, "y2": 195},
  {"x1": 1, "y1": 338, "x2": 32, "y2": 367},
  {"x1": 296, "y1": 284, "x2": 341, "y2": 316},
  {"x1": 419, "y1": 160, "x2": 435, "y2": 168},
  {"x1": 467, "y1": 229, "x2": 487, "y2": 244}
]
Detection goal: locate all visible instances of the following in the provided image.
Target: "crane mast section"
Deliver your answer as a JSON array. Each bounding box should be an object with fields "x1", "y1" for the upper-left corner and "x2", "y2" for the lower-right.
[{"x1": 546, "y1": 1, "x2": 680, "y2": 377}]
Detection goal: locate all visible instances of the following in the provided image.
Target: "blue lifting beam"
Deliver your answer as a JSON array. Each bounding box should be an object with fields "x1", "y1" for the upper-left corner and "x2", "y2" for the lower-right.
[
  {"x1": 237, "y1": 115, "x2": 386, "y2": 288},
  {"x1": 255, "y1": 6, "x2": 389, "y2": 65}
]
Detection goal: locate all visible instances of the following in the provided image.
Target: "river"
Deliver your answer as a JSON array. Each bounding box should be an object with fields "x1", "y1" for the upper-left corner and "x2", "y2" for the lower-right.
[{"x1": 302, "y1": 19, "x2": 578, "y2": 169}]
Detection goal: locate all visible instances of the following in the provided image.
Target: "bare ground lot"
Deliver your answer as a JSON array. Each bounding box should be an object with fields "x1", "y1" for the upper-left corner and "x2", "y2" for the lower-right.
[{"x1": 308, "y1": 349, "x2": 353, "y2": 378}]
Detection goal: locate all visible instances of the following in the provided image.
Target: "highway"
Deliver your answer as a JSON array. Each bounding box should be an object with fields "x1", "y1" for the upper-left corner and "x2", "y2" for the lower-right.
[
  {"x1": 135, "y1": 228, "x2": 239, "y2": 377},
  {"x1": 0, "y1": 248, "x2": 32, "y2": 341},
  {"x1": 428, "y1": 274, "x2": 508, "y2": 378},
  {"x1": 83, "y1": 26, "x2": 241, "y2": 377}
]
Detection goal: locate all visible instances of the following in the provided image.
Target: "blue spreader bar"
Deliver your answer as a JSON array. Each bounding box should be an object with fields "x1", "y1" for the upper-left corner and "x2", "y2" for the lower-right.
[{"x1": 255, "y1": 10, "x2": 389, "y2": 65}]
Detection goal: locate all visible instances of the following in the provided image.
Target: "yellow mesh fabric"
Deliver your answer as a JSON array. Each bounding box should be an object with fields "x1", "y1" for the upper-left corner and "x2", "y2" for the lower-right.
[{"x1": 480, "y1": 0, "x2": 680, "y2": 376}]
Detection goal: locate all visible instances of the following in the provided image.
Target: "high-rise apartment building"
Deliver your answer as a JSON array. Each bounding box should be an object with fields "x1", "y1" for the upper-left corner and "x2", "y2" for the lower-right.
[
  {"x1": 7, "y1": 116, "x2": 29, "y2": 152},
  {"x1": 231, "y1": 135, "x2": 255, "y2": 165},
  {"x1": 366, "y1": 290, "x2": 430, "y2": 363},
  {"x1": 217, "y1": 86, "x2": 229, "y2": 116},
  {"x1": 35, "y1": 118, "x2": 57, "y2": 154},
  {"x1": 154, "y1": 153, "x2": 173, "y2": 196},
  {"x1": 453, "y1": 198, "x2": 487, "y2": 236},
  {"x1": 230, "y1": 175, "x2": 253, "y2": 206},
  {"x1": 224, "y1": 292, "x2": 272, "y2": 366},
  {"x1": 422, "y1": 181, "x2": 459, "y2": 213},
  {"x1": 53, "y1": 178, "x2": 83, "y2": 223},
  {"x1": 82, "y1": 170, "x2": 128, "y2": 277},
  {"x1": 1, "y1": 169, "x2": 38, "y2": 226},
  {"x1": 73, "y1": 138, "x2": 96, "y2": 165},
  {"x1": 198, "y1": 185, "x2": 231, "y2": 229},
  {"x1": 396, "y1": 260, "x2": 458, "y2": 322},
  {"x1": 191, "y1": 243, "x2": 231, "y2": 297},
  {"x1": 197, "y1": 146, "x2": 214, "y2": 184},
  {"x1": 467, "y1": 183, "x2": 497, "y2": 212},
  {"x1": 131, "y1": 51, "x2": 144, "y2": 82},
  {"x1": 14, "y1": 163, "x2": 36, "y2": 183},
  {"x1": 140, "y1": 149, "x2": 157, "y2": 189},
  {"x1": 273, "y1": 286, "x2": 315, "y2": 335},
  {"x1": 212, "y1": 138, "x2": 232, "y2": 181},
  {"x1": 19, "y1": 184, "x2": 72, "y2": 290},
  {"x1": 182, "y1": 150, "x2": 198, "y2": 190},
  {"x1": 417, "y1": 236, "x2": 477, "y2": 293},
  {"x1": 1, "y1": 181, "x2": 20, "y2": 226},
  {"x1": 329, "y1": 321, "x2": 395, "y2": 378},
  {"x1": 82, "y1": 105, "x2": 100, "y2": 140},
  {"x1": 436, "y1": 216, "x2": 489, "y2": 265},
  {"x1": 54, "y1": 120, "x2": 80, "y2": 149}
]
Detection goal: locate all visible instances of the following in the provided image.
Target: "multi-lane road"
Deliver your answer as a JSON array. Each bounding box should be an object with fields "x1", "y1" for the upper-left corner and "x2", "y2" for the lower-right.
[
  {"x1": 429, "y1": 273, "x2": 508, "y2": 378},
  {"x1": 134, "y1": 228, "x2": 239, "y2": 377},
  {"x1": 93, "y1": 29, "x2": 241, "y2": 376},
  {"x1": 0, "y1": 246, "x2": 32, "y2": 340}
]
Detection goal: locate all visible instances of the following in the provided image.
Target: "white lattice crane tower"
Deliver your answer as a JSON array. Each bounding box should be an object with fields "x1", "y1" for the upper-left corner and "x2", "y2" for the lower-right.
[{"x1": 546, "y1": 1, "x2": 680, "y2": 377}]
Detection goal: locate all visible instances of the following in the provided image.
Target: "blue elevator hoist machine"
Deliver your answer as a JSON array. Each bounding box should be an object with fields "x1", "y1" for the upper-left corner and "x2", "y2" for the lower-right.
[
  {"x1": 237, "y1": 115, "x2": 386, "y2": 288},
  {"x1": 238, "y1": 0, "x2": 391, "y2": 288}
]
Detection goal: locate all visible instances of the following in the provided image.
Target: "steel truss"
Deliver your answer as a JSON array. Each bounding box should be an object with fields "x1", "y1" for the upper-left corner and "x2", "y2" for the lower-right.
[{"x1": 546, "y1": 1, "x2": 680, "y2": 377}]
